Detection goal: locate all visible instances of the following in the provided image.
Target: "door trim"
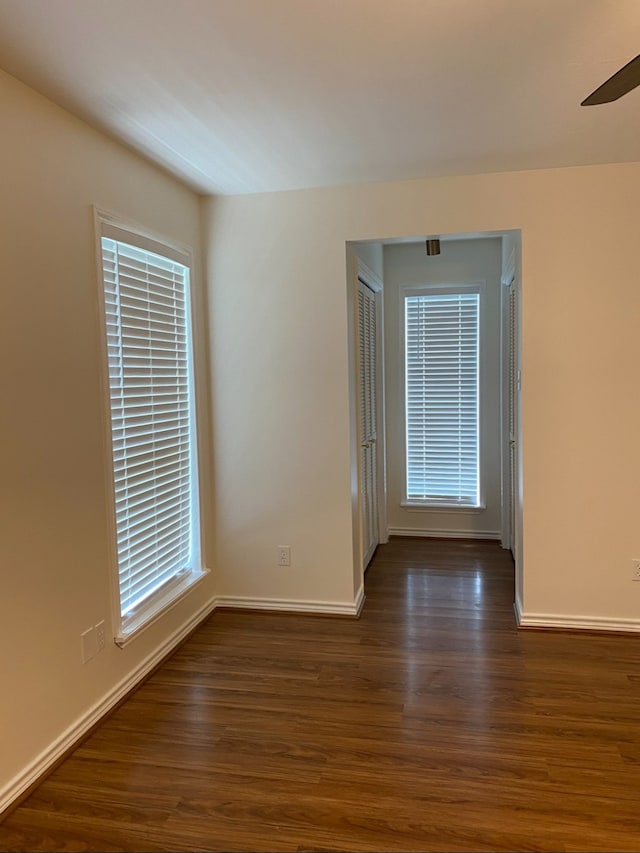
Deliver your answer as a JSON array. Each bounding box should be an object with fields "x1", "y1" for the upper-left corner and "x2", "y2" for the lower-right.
[
  {"x1": 500, "y1": 247, "x2": 516, "y2": 553},
  {"x1": 357, "y1": 260, "x2": 388, "y2": 555}
]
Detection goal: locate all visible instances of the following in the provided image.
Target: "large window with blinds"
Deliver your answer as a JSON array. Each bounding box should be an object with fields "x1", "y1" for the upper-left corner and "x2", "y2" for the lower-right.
[
  {"x1": 403, "y1": 285, "x2": 481, "y2": 508},
  {"x1": 96, "y1": 212, "x2": 206, "y2": 644}
]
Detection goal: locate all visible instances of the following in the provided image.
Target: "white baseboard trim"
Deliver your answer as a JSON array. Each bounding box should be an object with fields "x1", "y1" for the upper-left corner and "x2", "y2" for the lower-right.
[
  {"x1": 1, "y1": 588, "x2": 365, "y2": 816},
  {"x1": 0, "y1": 594, "x2": 218, "y2": 818},
  {"x1": 388, "y1": 526, "x2": 501, "y2": 540},
  {"x1": 216, "y1": 594, "x2": 362, "y2": 617},
  {"x1": 518, "y1": 611, "x2": 640, "y2": 633}
]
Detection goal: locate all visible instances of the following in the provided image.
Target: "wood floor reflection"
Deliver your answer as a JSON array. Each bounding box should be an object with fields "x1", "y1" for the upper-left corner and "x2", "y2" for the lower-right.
[{"x1": 2, "y1": 537, "x2": 640, "y2": 852}]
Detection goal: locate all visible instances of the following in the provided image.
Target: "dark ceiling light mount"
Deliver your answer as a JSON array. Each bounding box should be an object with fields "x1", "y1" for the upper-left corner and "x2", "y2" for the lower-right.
[
  {"x1": 425, "y1": 238, "x2": 441, "y2": 256},
  {"x1": 581, "y1": 54, "x2": 640, "y2": 106}
]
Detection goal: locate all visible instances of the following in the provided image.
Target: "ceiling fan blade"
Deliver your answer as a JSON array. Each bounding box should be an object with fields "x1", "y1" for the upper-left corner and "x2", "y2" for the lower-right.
[{"x1": 581, "y1": 54, "x2": 640, "y2": 105}]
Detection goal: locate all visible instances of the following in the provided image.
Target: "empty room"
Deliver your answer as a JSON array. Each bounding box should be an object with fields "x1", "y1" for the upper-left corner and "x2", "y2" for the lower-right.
[{"x1": 1, "y1": 1, "x2": 639, "y2": 851}]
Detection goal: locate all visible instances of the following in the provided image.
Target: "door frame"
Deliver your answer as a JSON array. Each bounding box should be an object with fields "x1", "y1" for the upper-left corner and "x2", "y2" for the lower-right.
[
  {"x1": 357, "y1": 259, "x2": 388, "y2": 564},
  {"x1": 499, "y1": 237, "x2": 523, "y2": 611},
  {"x1": 500, "y1": 247, "x2": 516, "y2": 553}
]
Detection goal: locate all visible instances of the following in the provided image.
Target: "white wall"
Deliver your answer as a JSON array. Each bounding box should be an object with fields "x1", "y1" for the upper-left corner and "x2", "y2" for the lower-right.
[
  {"x1": 204, "y1": 161, "x2": 640, "y2": 630},
  {"x1": 382, "y1": 238, "x2": 503, "y2": 538},
  {"x1": 0, "y1": 70, "x2": 216, "y2": 810},
  {"x1": 202, "y1": 197, "x2": 357, "y2": 608}
]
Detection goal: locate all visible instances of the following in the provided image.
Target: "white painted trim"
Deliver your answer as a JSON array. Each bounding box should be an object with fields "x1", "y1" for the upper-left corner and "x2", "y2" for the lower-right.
[
  {"x1": 388, "y1": 527, "x2": 501, "y2": 540},
  {"x1": 0, "y1": 594, "x2": 218, "y2": 818},
  {"x1": 514, "y1": 595, "x2": 523, "y2": 625},
  {"x1": 354, "y1": 584, "x2": 366, "y2": 616},
  {"x1": 115, "y1": 568, "x2": 210, "y2": 647},
  {"x1": 357, "y1": 258, "x2": 384, "y2": 293},
  {"x1": 92, "y1": 207, "x2": 127, "y2": 641},
  {"x1": 518, "y1": 612, "x2": 640, "y2": 633},
  {"x1": 400, "y1": 502, "x2": 486, "y2": 513},
  {"x1": 92, "y1": 206, "x2": 205, "y2": 643},
  {"x1": 501, "y1": 248, "x2": 516, "y2": 287},
  {"x1": 216, "y1": 595, "x2": 363, "y2": 617},
  {"x1": 93, "y1": 206, "x2": 194, "y2": 260}
]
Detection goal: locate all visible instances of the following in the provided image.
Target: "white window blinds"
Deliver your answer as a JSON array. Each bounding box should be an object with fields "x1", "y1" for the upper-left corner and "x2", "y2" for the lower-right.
[
  {"x1": 404, "y1": 290, "x2": 480, "y2": 506},
  {"x1": 101, "y1": 232, "x2": 199, "y2": 622}
]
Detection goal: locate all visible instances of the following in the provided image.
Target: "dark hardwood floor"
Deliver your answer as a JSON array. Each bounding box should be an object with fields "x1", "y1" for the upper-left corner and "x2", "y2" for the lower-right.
[{"x1": 2, "y1": 537, "x2": 640, "y2": 852}]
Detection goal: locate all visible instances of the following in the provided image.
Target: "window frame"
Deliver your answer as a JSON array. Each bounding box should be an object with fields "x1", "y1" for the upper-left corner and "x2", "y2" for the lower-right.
[
  {"x1": 400, "y1": 281, "x2": 486, "y2": 512},
  {"x1": 94, "y1": 208, "x2": 208, "y2": 646}
]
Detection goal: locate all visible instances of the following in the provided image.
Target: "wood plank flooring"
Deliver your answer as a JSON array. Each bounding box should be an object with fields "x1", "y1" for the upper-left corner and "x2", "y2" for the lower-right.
[{"x1": 2, "y1": 537, "x2": 640, "y2": 852}]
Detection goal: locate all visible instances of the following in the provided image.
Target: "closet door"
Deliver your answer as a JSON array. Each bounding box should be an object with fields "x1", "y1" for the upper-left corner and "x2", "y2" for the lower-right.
[
  {"x1": 358, "y1": 279, "x2": 379, "y2": 568},
  {"x1": 508, "y1": 279, "x2": 518, "y2": 557}
]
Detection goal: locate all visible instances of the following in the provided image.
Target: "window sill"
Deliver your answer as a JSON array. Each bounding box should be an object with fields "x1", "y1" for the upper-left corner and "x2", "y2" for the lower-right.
[
  {"x1": 401, "y1": 502, "x2": 485, "y2": 514},
  {"x1": 115, "y1": 567, "x2": 210, "y2": 648}
]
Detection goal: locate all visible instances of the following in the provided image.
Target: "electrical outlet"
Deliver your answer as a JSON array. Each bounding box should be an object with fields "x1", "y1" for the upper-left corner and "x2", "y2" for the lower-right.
[
  {"x1": 632, "y1": 559, "x2": 640, "y2": 581},
  {"x1": 95, "y1": 620, "x2": 106, "y2": 652},
  {"x1": 277, "y1": 545, "x2": 291, "y2": 566},
  {"x1": 81, "y1": 626, "x2": 98, "y2": 663}
]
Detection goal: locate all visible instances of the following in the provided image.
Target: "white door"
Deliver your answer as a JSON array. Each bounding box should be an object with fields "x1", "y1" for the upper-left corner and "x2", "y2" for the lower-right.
[
  {"x1": 508, "y1": 279, "x2": 518, "y2": 558},
  {"x1": 358, "y1": 279, "x2": 379, "y2": 568}
]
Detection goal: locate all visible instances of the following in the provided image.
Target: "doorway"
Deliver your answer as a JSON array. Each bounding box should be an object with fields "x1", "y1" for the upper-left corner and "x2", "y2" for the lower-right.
[{"x1": 350, "y1": 232, "x2": 522, "y2": 606}]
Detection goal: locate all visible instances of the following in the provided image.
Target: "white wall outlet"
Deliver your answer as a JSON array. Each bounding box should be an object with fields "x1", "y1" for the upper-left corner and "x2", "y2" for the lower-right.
[
  {"x1": 95, "y1": 620, "x2": 106, "y2": 652},
  {"x1": 81, "y1": 626, "x2": 98, "y2": 663},
  {"x1": 632, "y1": 559, "x2": 640, "y2": 581},
  {"x1": 277, "y1": 545, "x2": 291, "y2": 566}
]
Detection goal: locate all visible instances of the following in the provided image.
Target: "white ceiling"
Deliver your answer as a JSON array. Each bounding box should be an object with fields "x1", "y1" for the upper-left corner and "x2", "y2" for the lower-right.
[{"x1": 0, "y1": 0, "x2": 638, "y2": 195}]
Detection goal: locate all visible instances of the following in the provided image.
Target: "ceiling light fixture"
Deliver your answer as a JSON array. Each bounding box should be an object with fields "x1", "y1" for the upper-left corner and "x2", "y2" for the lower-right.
[{"x1": 425, "y1": 238, "x2": 441, "y2": 256}]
